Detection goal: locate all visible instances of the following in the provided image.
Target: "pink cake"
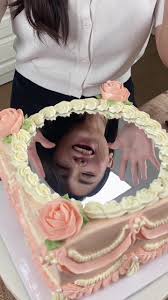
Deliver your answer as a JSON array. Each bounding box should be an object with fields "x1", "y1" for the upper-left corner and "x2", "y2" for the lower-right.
[{"x1": 0, "y1": 81, "x2": 168, "y2": 300}]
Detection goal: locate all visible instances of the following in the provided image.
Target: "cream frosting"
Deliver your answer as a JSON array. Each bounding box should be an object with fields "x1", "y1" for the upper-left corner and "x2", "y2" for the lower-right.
[{"x1": 127, "y1": 256, "x2": 140, "y2": 277}]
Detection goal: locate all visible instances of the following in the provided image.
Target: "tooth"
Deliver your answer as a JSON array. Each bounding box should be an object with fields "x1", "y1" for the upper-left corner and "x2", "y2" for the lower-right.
[{"x1": 74, "y1": 146, "x2": 92, "y2": 155}]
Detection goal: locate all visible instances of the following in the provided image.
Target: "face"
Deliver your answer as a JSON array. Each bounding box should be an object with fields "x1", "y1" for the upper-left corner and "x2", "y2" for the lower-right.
[{"x1": 53, "y1": 120, "x2": 113, "y2": 197}]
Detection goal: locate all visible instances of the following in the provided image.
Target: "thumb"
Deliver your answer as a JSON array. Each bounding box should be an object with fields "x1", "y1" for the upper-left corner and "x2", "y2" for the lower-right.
[
  {"x1": 108, "y1": 140, "x2": 121, "y2": 150},
  {"x1": 40, "y1": 138, "x2": 56, "y2": 149},
  {"x1": 36, "y1": 131, "x2": 56, "y2": 149}
]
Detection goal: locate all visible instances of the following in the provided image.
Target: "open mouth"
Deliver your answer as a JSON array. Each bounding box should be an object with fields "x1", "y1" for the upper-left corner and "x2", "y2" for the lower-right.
[{"x1": 72, "y1": 144, "x2": 95, "y2": 156}]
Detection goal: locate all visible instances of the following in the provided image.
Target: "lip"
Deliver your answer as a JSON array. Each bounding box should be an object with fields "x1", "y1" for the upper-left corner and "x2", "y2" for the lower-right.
[{"x1": 72, "y1": 141, "x2": 96, "y2": 157}]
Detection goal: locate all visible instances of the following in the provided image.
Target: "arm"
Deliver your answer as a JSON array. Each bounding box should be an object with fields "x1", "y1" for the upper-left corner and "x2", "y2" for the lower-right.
[
  {"x1": 0, "y1": 0, "x2": 8, "y2": 23},
  {"x1": 155, "y1": 0, "x2": 168, "y2": 67}
]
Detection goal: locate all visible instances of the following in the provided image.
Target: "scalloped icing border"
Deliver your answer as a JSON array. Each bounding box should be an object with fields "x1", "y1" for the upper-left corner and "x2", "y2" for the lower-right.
[
  {"x1": 53, "y1": 235, "x2": 168, "y2": 300},
  {"x1": 9, "y1": 98, "x2": 168, "y2": 219}
]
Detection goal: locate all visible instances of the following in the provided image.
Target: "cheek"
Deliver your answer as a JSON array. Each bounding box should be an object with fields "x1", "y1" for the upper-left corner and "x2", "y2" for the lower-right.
[{"x1": 91, "y1": 160, "x2": 108, "y2": 175}]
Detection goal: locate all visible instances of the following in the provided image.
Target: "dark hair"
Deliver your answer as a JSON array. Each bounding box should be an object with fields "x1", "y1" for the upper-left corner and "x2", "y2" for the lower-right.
[
  {"x1": 9, "y1": 0, "x2": 69, "y2": 44},
  {"x1": 41, "y1": 113, "x2": 118, "y2": 145}
]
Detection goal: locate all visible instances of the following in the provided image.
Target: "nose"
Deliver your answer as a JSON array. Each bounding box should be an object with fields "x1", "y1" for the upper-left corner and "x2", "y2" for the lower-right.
[{"x1": 73, "y1": 157, "x2": 87, "y2": 167}]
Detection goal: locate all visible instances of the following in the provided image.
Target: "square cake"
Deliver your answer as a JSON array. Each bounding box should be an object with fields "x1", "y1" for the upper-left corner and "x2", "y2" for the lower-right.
[{"x1": 0, "y1": 84, "x2": 168, "y2": 300}]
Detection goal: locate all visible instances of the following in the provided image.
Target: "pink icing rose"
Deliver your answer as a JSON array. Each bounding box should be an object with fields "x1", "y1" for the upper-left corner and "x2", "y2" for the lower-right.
[
  {"x1": 39, "y1": 199, "x2": 83, "y2": 241},
  {"x1": 0, "y1": 108, "x2": 24, "y2": 138},
  {"x1": 100, "y1": 80, "x2": 130, "y2": 102}
]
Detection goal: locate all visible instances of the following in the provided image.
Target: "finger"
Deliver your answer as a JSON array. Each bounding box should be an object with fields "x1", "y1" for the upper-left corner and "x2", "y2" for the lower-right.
[
  {"x1": 131, "y1": 160, "x2": 139, "y2": 185},
  {"x1": 36, "y1": 131, "x2": 55, "y2": 149},
  {"x1": 149, "y1": 156, "x2": 160, "y2": 171},
  {"x1": 28, "y1": 148, "x2": 45, "y2": 178},
  {"x1": 138, "y1": 160, "x2": 147, "y2": 180},
  {"x1": 119, "y1": 157, "x2": 128, "y2": 180},
  {"x1": 108, "y1": 140, "x2": 121, "y2": 150}
]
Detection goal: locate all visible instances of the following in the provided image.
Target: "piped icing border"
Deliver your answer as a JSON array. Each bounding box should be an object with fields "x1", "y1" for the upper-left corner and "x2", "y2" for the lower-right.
[
  {"x1": 8, "y1": 98, "x2": 168, "y2": 219},
  {"x1": 53, "y1": 235, "x2": 168, "y2": 300},
  {"x1": 67, "y1": 214, "x2": 168, "y2": 264}
]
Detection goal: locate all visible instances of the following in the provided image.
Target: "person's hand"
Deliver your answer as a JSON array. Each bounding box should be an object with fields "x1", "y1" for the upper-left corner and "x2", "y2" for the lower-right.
[
  {"x1": 28, "y1": 130, "x2": 55, "y2": 178},
  {"x1": 109, "y1": 124, "x2": 160, "y2": 185}
]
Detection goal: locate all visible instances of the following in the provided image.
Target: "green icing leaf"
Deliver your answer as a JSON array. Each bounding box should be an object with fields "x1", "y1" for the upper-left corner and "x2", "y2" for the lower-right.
[
  {"x1": 96, "y1": 94, "x2": 101, "y2": 99},
  {"x1": 63, "y1": 194, "x2": 70, "y2": 200},
  {"x1": 126, "y1": 101, "x2": 133, "y2": 106},
  {"x1": 22, "y1": 119, "x2": 33, "y2": 131},
  {"x1": 107, "y1": 100, "x2": 116, "y2": 106},
  {"x1": 45, "y1": 240, "x2": 64, "y2": 251},
  {"x1": 3, "y1": 135, "x2": 12, "y2": 144},
  {"x1": 80, "y1": 209, "x2": 90, "y2": 225},
  {"x1": 83, "y1": 214, "x2": 90, "y2": 225}
]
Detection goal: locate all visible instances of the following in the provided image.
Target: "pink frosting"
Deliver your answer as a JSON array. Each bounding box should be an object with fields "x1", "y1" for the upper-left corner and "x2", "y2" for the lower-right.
[
  {"x1": 0, "y1": 108, "x2": 24, "y2": 137},
  {"x1": 39, "y1": 199, "x2": 83, "y2": 241},
  {"x1": 61, "y1": 256, "x2": 130, "y2": 299},
  {"x1": 55, "y1": 232, "x2": 133, "y2": 274},
  {"x1": 100, "y1": 80, "x2": 130, "y2": 101},
  {"x1": 140, "y1": 224, "x2": 168, "y2": 239}
]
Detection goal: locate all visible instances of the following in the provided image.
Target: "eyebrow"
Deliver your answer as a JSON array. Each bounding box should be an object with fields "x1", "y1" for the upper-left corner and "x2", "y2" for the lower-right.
[{"x1": 55, "y1": 162, "x2": 69, "y2": 170}]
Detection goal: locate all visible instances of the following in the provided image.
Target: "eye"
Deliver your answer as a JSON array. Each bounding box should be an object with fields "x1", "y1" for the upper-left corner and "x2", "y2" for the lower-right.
[{"x1": 55, "y1": 162, "x2": 69, "y2": 171}]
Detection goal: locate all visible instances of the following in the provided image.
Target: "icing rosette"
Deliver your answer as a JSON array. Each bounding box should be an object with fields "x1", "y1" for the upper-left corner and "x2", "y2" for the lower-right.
[
  {"x1": 71, "y1": 99, "x2": 86, "y2": 112},
  {"x1": 13, "y1": 150, "x2": 28, "y2": 166},
  {"x1": 122, "y1": 105, "x2": 139, "y2": 121},
  {"x1": 35, "y1": 183, "x2": 51, "y2": 200},
  {"x1": 30, "y1": 113, "x2": 44, "y2": 128},
  {"x1": 152, "y1": 130, "x2": 168, "y2": 147},
  {"x1": 100, "y1": 81, "x2": 130, "y2": 102},
  {"x1": 11, "y1": 138, "x2": 27, "y2": 153},
  {"x1": 55, "y1": 101, "x2": 72, "y2": 114},
  {"x1": 0, "y1": 108, "x2": 24, "y2": 138},
  {"x1": 41, "y1": 106, "x2": 56, "y2": 120},
  {"x1": 121, "y1": 196, "x2": 145, "y2": 212},
  {"x1": 83, "y1": 202, "x2": 105, "y2": 219},
  {"x1": 97, "y1": 100, "x2": 109, "y2": 112},
  {"x1": 159, "y1": 168, "x2": 168, "y2": 179},
  {"x1": 136, "y1": 118, "x2": 161, "y2": 132},
  {"x1": 108, "y1": 102, "x2": 124, "y2": 114},
  {"x1": 160, "y1": 146, "x2": 168, "y2": 157},
  {"x1": 17, "y1": 166, "x2": 39, "y2": 188},
  {"x1": 149, "y1": 178, "x2": 163, "y2": 194},
  {"x1": 39, "y1": 199, "x2": 83, "y2": 241},
  {"x1": 83, "y1": 201, "x2": 125, "y2": 219},
  {"x1": 136, "y1": 188, "x2": 159, "y2": 205},
  {"x1": 103, "y1": 201, "x2": 125, "y2": 217},
  {"x1": 85, "y1": 98, "x2": 99, "y2": 111},
  {"x1": 15, "y1": 129, "x2": 31, "y2": 144},
  {"x1": 135, "y1": 111, "x2": 150, "y2": 124}
]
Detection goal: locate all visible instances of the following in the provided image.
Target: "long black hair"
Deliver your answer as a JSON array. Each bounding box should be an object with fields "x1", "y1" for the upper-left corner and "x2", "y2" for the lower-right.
[{"x1": 9, "y1": 0, "x2": 69, "y2": 44}]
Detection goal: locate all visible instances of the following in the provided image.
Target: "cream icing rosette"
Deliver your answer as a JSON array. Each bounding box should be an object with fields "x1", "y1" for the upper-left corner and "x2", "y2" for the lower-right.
[
  {"x1": 55, "y1": 101, "x2": 72, "y2": 115},
  {"x1": 41, "y1": 106, "x2": 57, "y2": 120},
  {"x1": 71, "y1": 99, "x2": 86, "y2": 112},
  {"x1": 7, "y1": 80, "x2": 168, "y2": 218},
  {"x1": 29, "y1": 113, "x2": 45, "y2": 128}
]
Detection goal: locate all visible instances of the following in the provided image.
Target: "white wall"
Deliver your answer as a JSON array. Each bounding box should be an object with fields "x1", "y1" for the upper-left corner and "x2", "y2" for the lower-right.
[{"x1": 0, "y1": 10, "x2": 15, "y2": 85}]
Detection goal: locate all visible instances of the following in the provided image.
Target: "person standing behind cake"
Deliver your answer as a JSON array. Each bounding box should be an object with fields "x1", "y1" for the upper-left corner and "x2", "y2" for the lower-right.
[{"x1": 0, "y1": 0, "x2": 166, "y2": 183}]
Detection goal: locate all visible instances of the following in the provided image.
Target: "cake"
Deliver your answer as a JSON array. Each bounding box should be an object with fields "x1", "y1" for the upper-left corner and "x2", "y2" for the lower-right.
[{"x1": 0, "y1": 81, "x2": 168, "y2": 300}]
